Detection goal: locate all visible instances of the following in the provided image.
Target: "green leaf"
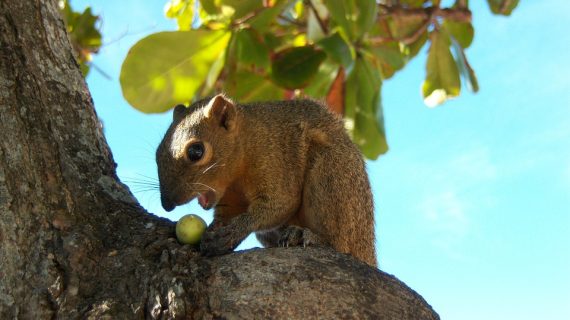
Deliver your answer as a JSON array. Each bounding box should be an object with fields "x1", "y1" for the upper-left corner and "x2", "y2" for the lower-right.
[
  {"x1": 120, "y1": 30, "x2": 230, "y2": 113},
  {"x1": 164, "y1": 0, "x2": 195, "y2": 30},
  {"x1": 249, "y1": 0, "x2": 293, "y2": 31},
  {"x1": 59, "y1": 1, "x2": 102, "y2": 76},
  {"x1": 450, "y1": 39, "x2": 479, "y2": 93},
  {"x1": 201, "y1": 48, "x2": 226, "y2": 96},
  {"x1": 387, "y1": 14, "x2": 428, "y2": 41},
  {"x1": 72, "y1": 8, "x2": 102, "y2": 49},
  {"x1": 325, "y1": 0, "x2": 377, "y2": 41},
  {"x1": 442, "y1": 20, "x2": 474, "y2": 48},
  {"x1": 222, "y1": 0, "x2": 263, "y2": 19},
  {"x1": 271, "y1": 46, "x2": 326, "y2": 89},
  {"x1": 345, "y1": 55, "x2": 388, "y2": 159},
  {"x1": 369, "y1": 42, "x2": 406, "y2": 79},
  {"x1": 487, "y1": 0, "x2": 519, "y2": 16},
  {"x1": 303, "y1": 59, "x2": 339, "y2": 98},
  {"x1": 406, "y1": 30, "x2": 428, "y2": 59},
  {"x1": 316, "y1": 32, "x2": 354, "y2": 69},
  {"x1": 263, "y1": 33, "x2": 284, "y2": 51},
  {"x1": 224, "y1": 70, "x2": 285, "y2": 101},
  {"x1": 234, "y1": 28, "x2": 270, "y2": 69},
  {"x1": 199, "y1": 0, "x2": 219, "y2": 14},
  {"x1": 80, "y1": 63, "x2": 90, "y2": 77},
  {"x1": 422, "y1": 30, "x2": 461, "y2": 107}
]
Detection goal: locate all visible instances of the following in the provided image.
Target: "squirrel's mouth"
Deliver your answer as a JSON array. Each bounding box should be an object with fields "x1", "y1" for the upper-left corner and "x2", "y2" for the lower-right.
[{"x1": 198, "y1": 190, "x2": 217, "y2": 210}]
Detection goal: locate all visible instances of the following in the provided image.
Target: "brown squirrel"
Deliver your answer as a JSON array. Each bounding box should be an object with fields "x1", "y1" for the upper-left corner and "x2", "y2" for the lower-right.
[{"x1": 156, "y1": 94, "x2": 377, "y2": 266}]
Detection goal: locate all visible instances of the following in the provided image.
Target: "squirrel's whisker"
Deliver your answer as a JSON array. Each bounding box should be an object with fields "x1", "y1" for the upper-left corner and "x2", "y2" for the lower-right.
[{"x1": 191, "y1": 182, "x2": 217, "y2": 193}]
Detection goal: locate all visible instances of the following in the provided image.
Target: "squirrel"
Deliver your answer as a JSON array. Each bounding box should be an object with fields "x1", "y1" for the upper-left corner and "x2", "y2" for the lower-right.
[{"x1": 156, "y1": 94, "x2": 377, "y2": 266}]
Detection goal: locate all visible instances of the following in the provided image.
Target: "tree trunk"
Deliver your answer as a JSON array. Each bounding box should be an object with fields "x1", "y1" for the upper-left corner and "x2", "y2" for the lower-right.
[{"x1": 0, "y1": 1, "x2": 438, "y2": 319}]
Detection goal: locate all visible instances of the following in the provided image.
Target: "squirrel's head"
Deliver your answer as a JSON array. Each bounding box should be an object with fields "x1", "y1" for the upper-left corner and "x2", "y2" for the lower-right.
[{"x1": 156, "y1": 94, "x2": 241, "y2": 212}]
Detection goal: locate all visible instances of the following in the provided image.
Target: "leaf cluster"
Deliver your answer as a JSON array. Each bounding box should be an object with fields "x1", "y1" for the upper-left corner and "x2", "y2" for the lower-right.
[
  {"x1": 119, "y1": 0, "x2": 518, "y2": 159},
  {"x1": 59, "y1": 0, "x2": 102, "y2": 76}
]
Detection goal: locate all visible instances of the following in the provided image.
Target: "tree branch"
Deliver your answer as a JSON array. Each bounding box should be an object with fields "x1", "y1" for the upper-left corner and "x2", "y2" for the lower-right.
[
  {"x1": 306, "y1": 0, "x2": 328, "y2": 34},
  {"x1": 378, "y1": 5, "x2": 472, "y2": 23},
  {"x1": 0, "y1": 1, "x2": 440, "y2": 318},
  {"x1": 369, "y1": 5, "x2": 471, "y2": 46}
]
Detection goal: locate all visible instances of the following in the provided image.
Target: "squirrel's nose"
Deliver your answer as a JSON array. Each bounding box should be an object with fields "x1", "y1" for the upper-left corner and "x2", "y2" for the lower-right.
[{"x1": 161, "y1": 193, "x2": 176, "y2": 212}]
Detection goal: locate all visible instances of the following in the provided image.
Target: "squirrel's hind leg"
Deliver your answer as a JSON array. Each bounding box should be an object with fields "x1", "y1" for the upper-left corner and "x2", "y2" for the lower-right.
[{"x1": 277, "y1": 225, "x2": 328, "y2": 248}]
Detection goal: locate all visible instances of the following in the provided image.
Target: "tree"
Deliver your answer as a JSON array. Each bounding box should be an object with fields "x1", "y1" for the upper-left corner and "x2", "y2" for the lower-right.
[
  {"x1": 116, "y1": 0, "x2": 518, "y2": 159},
  {"x1": 0, "y1": 1, "x2": 438, "y2": 318}
]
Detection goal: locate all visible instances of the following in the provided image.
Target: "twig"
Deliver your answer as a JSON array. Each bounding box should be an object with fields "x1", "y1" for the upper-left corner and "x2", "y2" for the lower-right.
[
  {"x1": 305, "y1": 0, "x2": 328, "y2": 34},
  {"x1": 277, "y1": 14, "x2": 304, "y2": 27},
  {"x1": 378, "y1": 5, "x2": 471, "y2": 23},
  {"x1": 233, "y1": 6, "x2": 269, "y2": 26},
  {"x1": 369, "y1": 5, "x2": 471, "y2": 45}
]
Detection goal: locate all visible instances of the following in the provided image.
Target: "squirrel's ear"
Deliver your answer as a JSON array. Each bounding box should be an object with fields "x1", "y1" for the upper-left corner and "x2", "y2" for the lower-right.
[
  {"x1": 173, "y1": 104, "x2": 187, "y2": 122},
  {"x1": 205, "y1": 94, "x2": 236, "y2": 131}
]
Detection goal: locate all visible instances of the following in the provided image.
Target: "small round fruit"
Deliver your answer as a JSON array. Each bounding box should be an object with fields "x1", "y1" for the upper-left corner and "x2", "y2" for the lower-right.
[{"x1": 175, "y1": 214, "x2": 207, "y2": 245}]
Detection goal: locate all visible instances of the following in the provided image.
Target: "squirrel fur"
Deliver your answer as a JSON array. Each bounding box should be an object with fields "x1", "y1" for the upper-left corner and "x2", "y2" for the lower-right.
[{"x1": 156, "y1": 94, "x2": 377, "y2": 266}]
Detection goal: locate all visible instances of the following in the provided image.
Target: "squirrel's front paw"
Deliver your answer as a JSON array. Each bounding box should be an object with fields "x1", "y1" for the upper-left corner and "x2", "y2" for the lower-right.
[{"x1": 200, "y1": 224, "x2": 246, "y2": 257}]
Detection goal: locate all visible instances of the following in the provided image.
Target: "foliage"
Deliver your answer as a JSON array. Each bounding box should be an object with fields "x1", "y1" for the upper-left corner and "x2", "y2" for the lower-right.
[
  {"x1": 59, "y1": 0, "x2": 102, "y2": 76},
  {"x1": 116, "y1": 0, "x2": 518, "y2": 159}
]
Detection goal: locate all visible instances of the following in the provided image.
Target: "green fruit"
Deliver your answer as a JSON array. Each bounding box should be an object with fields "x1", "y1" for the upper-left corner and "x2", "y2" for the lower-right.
[{"x1": 175, "y1": 214, "x2": 207, "y2": 245}]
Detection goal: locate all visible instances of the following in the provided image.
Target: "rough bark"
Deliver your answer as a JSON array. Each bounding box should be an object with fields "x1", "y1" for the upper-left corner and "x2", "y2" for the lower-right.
[{"x1": 0, "y1": 1, "x2": 438, "y2": 319}]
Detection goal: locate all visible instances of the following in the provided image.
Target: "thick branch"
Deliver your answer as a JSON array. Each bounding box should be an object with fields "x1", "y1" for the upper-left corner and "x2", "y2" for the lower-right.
[{"x1": 0, "y1": 1, "x2": 439, "y2": 319}]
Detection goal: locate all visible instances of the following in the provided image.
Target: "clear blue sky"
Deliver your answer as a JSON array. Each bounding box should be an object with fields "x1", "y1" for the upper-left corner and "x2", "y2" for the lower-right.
[{"x1": 75, "y1": 1, "x2": 570, "y2": 319}]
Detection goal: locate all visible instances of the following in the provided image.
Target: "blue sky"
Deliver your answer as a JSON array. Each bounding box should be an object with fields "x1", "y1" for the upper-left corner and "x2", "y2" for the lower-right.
[{"x1": 75, "y1": 1, "x2": 569, "y2": 319}]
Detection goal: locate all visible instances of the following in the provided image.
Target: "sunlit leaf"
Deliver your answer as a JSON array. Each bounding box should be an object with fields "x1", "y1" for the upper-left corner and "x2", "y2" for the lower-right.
[
  {"x1": 422, "y1": 30, "x2": 461, "y2": 107},
  {"x1": 487, "y1": 0, "x2": 519, "y2": 16},
  {"x1": 316, "y1": 32, "x2": 354, "y2": 69},
  {"x1": 120, "y1": 31, "x2": 230, "y2": 113},
  {"x1": 72, "y1": 8, "x2": 102, "y2": 49},
  {"x1": 59, "y1": 0, "x2": 102, "y2": 76},
  {"x1": 325, "y1": 0, "x2": 377, "y2": 41},
  {"x1": 234, "y1": 28, "x2": 270, "y2": 69},
  {"x1": 345, "y1": 56, "x2": 388, "y2": 159},
  {"x1": 198, "y1": 0, "x2": 232, "y2": 28},
  {"x1": 442, "y1": 20, "x2": 474, "y2": 48},
  {"x1": 165, "y1": 0, "x2": 195, "y2": 30},
  {"x1": 222, "y1": 0, "x2": 263, "y2": 20},
  {"x1": 450, "y1": 39, "x2": 479, "y2": 93},
  {"x1": 271, "y1": 46, "x2": 326, "y2": 89},
  {"x1": 201, "y1": 48, "x2": 226, "y2": 96},
  {"x1": 224, "y1": 70, "x2": 285, "y2": 101}
]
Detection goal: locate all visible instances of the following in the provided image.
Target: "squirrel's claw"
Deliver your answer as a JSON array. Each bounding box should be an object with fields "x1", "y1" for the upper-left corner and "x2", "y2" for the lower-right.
[{"x1": 278, "y1": 226, "x2": 326, "y2": 248}]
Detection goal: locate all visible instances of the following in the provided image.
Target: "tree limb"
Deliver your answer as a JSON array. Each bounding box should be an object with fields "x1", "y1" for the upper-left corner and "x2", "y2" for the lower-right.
[{"x1": 0, "y1": 1, "x2": 440, "y2": 319}]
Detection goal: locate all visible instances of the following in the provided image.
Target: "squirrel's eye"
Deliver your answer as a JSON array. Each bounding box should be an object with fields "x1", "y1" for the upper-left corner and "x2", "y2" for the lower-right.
[{"x1": 186, "y1": 142, "x2": 204, "y2": 162}]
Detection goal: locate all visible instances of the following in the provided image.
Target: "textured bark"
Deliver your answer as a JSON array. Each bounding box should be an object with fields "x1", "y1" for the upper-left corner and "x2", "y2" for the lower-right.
[{"x1": 0, "y1": 1, "x2": 438, "y2": 319}]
